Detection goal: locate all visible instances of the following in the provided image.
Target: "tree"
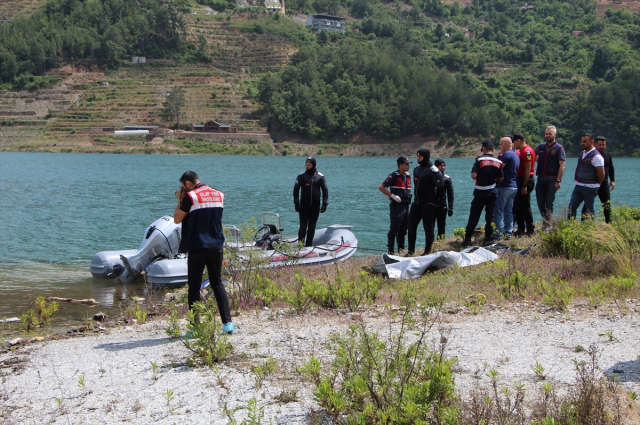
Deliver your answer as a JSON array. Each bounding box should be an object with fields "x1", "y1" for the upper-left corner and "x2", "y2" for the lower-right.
[{"x1": 161, "y1": 86, "x2": 186, "y2": 129}]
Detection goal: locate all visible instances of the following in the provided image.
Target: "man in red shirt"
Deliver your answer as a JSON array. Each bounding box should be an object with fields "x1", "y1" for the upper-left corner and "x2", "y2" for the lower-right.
[{"x1": 513, "y1": 133, "x2": 536, "y2": 237}]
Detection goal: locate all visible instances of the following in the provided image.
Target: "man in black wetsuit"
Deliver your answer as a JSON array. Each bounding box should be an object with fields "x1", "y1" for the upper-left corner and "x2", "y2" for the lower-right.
[
  {"x1": 595, "y1": 136, "x2": 615, "y2": 223},
  {"x1": 407, "y1": 147, "x2": 444, "y2": 256},
  {"x1": 293, "y1": 157, "x2": 329, "y2": 246},
  {"x1": 433, "y1": 159, "x2": 454, "y2": 240}
]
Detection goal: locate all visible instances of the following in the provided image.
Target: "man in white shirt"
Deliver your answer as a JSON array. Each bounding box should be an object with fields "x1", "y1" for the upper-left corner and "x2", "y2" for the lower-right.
[{"x1": 568, "y1": 133, "x2": 605, "y2": 220}]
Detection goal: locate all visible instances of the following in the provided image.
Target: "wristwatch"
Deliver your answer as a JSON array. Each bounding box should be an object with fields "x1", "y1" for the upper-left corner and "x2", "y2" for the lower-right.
[{"x1": 556, "y1": 180, "x2": 562, "y2": 183}]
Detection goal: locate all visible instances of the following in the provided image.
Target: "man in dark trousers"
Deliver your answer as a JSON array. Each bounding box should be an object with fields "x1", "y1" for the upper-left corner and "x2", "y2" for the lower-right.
[
  {"x1": 433, "y1": 159, "x2": 454, "y2": 240},
  {"x1": 407, "y1": 147, "x2": 444, "y2": 256},
  {"x1": 534, "y1": 125, "x2": 566, "y2": 224},
  {"x1": 568, "y1": 133, "x2": 605, "y2": 220},
  {"x1": 513, "y1": 133, "x2": 536, "y2": 237},
  {"x1": 461, "y1": 140, "x2": 504, "y2": 248},
  {"x1": 173, "y1": 171, "x2": 234, "y2": 335},
  {"x1": 595, "y1": 136, "x2": 615, "y2": 223},
  {"x1": 378, "y1": 156, "x2": 412, "y2": 254},
  {"x1": 293, "y1": 157, "x2": 329, "y2": 246}
]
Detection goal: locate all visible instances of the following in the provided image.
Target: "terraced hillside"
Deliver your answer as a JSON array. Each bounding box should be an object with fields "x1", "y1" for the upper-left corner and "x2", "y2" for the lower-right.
[
  {"x1": 0, "y1": 11, "x2": 307, "y2": 151},
  {"x1": 185, "y1": 13, "x2": 303, "y2": 74},
  {"x1": 0, "y1": 0, "x2": 46, "y2": 19}
]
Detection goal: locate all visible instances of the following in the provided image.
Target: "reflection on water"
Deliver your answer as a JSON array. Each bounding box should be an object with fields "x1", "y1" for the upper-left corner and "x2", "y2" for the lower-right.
[{"x1": 0, "y1": 261, "x2": 166, "y2": 337}]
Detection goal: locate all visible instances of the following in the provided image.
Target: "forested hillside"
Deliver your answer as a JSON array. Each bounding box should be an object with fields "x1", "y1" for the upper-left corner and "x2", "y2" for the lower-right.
[
  {"x1": 0, "y1": 0, "x2": 638, "y2": 155},
  {"x1": 258, "y1": 0, "x2": 640, "y2": 154}
]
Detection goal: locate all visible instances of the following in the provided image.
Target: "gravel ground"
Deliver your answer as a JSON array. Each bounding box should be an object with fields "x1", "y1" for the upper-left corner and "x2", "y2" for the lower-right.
[{"x1": 2, "y1": 301, "x2": 640, "y2": 424}]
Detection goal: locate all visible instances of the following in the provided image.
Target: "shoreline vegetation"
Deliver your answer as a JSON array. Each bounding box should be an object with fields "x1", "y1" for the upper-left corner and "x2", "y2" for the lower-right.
[
  {"x1": 2, "y1": 206, "x2": 640, "y2": 423},
  {"x1": 3, "y1": 140, "x2": 640, "y2": 157}
]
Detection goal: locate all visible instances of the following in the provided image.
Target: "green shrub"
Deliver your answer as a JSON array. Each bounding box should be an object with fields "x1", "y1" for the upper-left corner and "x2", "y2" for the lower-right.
[
  {"x1": 303, "y1": 270, "x2": 380, "y2": 311},
  {"x1": 314, "y1": 296, "x2": 456, "y2": 423},
  {"x1": 252, "y1": 356, "x2": 278, "y2": 389},
  {"x1": 21, "y1": 296, "x2": 59, "y2": 332},
  {"x1": 538, "y1": 279, "x2": 574, "y2": 311},
  {"x1": 181, "y1": 302, "x2": 232, "y2": 366}
]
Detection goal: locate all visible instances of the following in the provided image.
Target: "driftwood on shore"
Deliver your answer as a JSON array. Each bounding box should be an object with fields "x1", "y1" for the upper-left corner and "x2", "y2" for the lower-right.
[{"x1": 45, "y1": 297, "x2": 100, "y2": 306}]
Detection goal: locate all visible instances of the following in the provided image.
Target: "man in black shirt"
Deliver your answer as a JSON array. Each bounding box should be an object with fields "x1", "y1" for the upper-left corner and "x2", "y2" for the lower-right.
[
  {"x1": 293, "y1": 157, "x2": 329, "y2": 246},
  {"x1": 433, "y1": 159, "x2": 454, "y2": 240},
  {"x1": 407, "y1": 147, "x2": 444, "y2": 256},
  {"x1": 461, "y1": 140, "x2": 504, "y2": 248},
  {"x1": 595, "y1": 136, "x2": 615, "y2": 223},
  {"x1": 173, "y1": 171, "x2": 233, "y2": 335}
]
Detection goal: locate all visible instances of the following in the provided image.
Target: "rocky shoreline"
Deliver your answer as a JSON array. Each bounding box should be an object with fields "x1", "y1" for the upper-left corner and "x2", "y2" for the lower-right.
[{"x1": 2, "y1": 301, "x2": 640, "y2": 424}]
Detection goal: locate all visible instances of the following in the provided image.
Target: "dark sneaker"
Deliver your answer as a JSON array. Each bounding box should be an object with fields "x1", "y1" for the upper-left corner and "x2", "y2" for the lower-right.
[
  {"x1": 387, "y1": 250, "x2": 395, "y2": 255},
  {"x1": 460, "y1": 240, "x2": 470, "y2": 249},
  {"x1": 404, "y1": 251, "x2": 414, "y2": 257}
]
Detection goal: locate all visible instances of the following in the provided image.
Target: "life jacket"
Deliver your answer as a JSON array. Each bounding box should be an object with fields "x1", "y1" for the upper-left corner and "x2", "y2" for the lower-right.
[
  {"x1": 575, "y1": 149, "x2": 603, "y2": 185},
  {"x1": 179, "y1": 184, "x2": 225, "y2": 252},
  {"x1": 384, "y1": 170, "x2": 412, "y2": 205},
  {"x1": 536, "y1": 142, "x2": 564, "y2": 177}
]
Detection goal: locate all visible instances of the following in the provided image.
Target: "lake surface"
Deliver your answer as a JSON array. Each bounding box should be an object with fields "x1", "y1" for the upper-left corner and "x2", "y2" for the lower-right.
[{"x1": 1, "y1": 152, "x2": 638, "y2": 332}]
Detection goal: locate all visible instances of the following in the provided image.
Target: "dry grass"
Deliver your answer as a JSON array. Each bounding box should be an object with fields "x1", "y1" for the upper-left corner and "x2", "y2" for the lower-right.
[{"x1": 255, "y1": 224, "x2": 639, "y2": 311}]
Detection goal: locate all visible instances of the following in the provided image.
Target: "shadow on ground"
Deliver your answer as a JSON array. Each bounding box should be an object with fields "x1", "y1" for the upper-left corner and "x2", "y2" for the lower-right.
[
  {"x1": 94, "y1": 337, "x2": 174, "y2": 351},
  {"x1": 605, "y1": 360, "x2": 640, "y2": 383}
]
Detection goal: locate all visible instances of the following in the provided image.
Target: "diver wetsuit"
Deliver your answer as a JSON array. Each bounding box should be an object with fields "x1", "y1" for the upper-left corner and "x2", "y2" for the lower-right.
[
  {"x1": 293, "y1": 157, "x2": 329, "y2": 247},
  {"x1": 407, "y1": 148, "x2": 444, "y2": 255}
]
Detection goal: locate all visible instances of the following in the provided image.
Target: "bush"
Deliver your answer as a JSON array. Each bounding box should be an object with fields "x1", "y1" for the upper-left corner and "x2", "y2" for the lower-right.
[
  {"x1": 542, "y1": 217, "x2": 634, "y2": 277},
  {"x1": 21, "y1": 296, "x2": 59, "y2": 331},
  {"x1": 304, "y1": 270, "x2": 380, "y2": 311},
  {"x1": 223, "y1": 219, "x2": 269, "y2": 309},
  {"x1": 314, "y1": 293, "x2": 456, "y2": 423},
  {"x1": 181, "y1": 302, "x2": 232, "y2": 366}
]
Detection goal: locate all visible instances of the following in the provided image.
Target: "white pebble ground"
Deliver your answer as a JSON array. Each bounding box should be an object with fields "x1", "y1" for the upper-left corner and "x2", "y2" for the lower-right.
[{"x1": 2, "y1": 302, "x2": 640, "y2": 424}]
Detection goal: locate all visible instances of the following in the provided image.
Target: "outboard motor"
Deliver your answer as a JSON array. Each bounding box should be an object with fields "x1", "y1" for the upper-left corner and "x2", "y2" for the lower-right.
[
  {"x1": 90, "y1": 216, "x2": 181, "y2": 283},
  {"x1": 118, "y1": 216, "x2": 182, "y2": 283}
]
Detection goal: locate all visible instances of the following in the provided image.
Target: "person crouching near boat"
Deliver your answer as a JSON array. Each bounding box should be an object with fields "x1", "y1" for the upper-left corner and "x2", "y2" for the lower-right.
[{"x1": 173, "y1": 171, "x2": 234, "y2": 335}]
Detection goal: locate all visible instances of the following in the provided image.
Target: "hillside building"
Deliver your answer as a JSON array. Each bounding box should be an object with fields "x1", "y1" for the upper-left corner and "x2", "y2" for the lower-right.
[
  {"x1": 264, "y1": 0, "x2": 285, "y2": 14},
  {"x1": 306, "y1": 14, "x2": 346, "y2": 33},
  {"x1": 192, "y1": 120, "x2": 238, "y2": 133}
]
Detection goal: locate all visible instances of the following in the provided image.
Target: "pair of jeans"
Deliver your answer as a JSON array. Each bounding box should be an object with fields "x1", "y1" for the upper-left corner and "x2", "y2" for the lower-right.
[
  {"x1": 514, "y1": 176, "x2": 535, "y2": 232},
  {"x1": 187, "y1": 248, "x2": 231, "y2": 324},
  {"x1": 568, "y1": 185, "x2": 600, "y2": 220},
  {"x1": 597, "y1": 183, "x2": 612, "y2": 223},
  {"x1": 407, "y1": 202, "x2": 437, "y2": 254},
  {"x1": 387, "y1": 203, "x2": 409, "y2": 252},
  {"x1": 464, "y1": 194, "x2": 497, "y2": 243},
  {"x1": 494, "y1": 187, "x2": 518, "y2": 236},
  {"x1": 535, "y1": 176, "x2": 558, "y2": 222},
  {"x1": 298, "y1": 207, "x2": 320, "y2": 247}
]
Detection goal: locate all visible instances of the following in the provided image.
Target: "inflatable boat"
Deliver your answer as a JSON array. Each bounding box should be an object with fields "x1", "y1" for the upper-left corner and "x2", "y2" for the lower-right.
[{"x1": 90, "y1": 212, "x2": 358, "y2": 287}]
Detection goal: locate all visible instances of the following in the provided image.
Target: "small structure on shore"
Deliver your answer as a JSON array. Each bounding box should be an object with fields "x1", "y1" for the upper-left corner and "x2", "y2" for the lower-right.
[{"x1": 192, "y1": 120, "x2": 238, "y2": 133}]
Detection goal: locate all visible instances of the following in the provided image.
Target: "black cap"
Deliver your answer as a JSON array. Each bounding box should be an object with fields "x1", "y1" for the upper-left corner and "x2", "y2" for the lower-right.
[
  {"x1": 513, "y1": 133, "x2": 525, "y2": 141},
  {"x1": 434, "y1": 159, "x2": 445, "y2": 166},
  {"x1": 397, "y1": 155, "x2": 412, "y2": 164},
  {"x1": 481, "y1": 140, "x2": 495, "y2": 151}
]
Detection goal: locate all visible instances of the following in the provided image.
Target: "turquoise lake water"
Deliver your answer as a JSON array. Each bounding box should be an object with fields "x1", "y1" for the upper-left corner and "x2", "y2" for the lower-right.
[{"x1": 1, "y1": 152, "x2": 638, "y2": 329}]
